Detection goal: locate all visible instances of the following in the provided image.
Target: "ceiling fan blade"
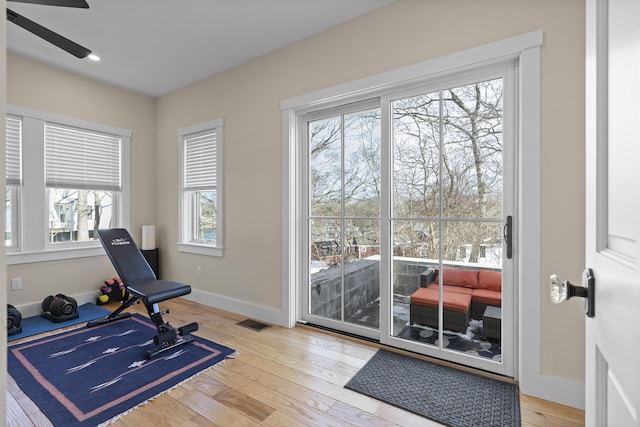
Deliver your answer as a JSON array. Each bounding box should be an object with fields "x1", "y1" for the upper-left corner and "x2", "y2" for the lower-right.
[
  {"x1": 7, "y1": 9, "x2": 91, "y2": 58},
  {"x1": 7, "y1": 0, "x2": 89, "y2": 8}
]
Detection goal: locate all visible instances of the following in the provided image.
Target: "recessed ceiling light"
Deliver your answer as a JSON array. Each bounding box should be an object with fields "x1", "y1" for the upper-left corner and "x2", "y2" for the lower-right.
[{"x1": 88, "y1": 54, "x2": 101, "y2": 62}]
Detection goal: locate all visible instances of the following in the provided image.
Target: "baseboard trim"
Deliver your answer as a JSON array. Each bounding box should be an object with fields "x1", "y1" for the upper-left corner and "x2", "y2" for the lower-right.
[
  {"x1": 520, "y1": 372, "x2": 585, "y2": 410},
  {"x1": 183, "y1": 289, "x2": 288, "y2": 327}
]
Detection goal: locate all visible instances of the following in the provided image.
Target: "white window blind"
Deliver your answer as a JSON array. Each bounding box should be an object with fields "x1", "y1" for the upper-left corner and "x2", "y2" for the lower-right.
[
  {"x1": 6, "y1": 116, "x2": 22, "y2": 186},
  {"x1": 45, "y1": 123, "x2": 121, "y2": 191},
  {"x1": 184, "y1": 132, "x2": 217, "y2": 191}
]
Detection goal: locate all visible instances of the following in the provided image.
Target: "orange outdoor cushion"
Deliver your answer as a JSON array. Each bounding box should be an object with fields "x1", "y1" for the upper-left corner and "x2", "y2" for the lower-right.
[
  {"x1": 427, "y1": 283, "x2": 473, "y2": 295},
  {"x1": 471, "y1": 288, "x2": 502, "y2": 306},
  {"x1": 479, "y1": 269, "x2": 502, "y2": 291},
  {"x1": 440, "y1": 269, "x2": 479, "y2": 288},
  {"x1": 410, "y1": 287, "x2": 471, "y2": 313}
]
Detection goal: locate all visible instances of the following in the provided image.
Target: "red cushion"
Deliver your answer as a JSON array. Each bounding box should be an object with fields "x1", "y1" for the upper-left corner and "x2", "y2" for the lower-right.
[
  {"x1": 410, "y1": 287, "x2": 471, "y2": 312},
  {"x1": 439, "y1": 269, "x2": 479, "y2": 288},
  {"x1": 479, "y1": 270, "x2": 502, "y2": 291},
  {"x1": 427, "y1": 283, "x2": 473, "y2": 295},
  {"x1": 471, "y1": 288, "x2": 502, "y2": 306}
]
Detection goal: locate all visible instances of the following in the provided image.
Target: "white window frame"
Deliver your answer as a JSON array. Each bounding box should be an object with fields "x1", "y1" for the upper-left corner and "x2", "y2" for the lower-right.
[
  {"x1": 177, "y1": 118, "x2": 224, "y2": 257},
  {"x1": 7, "y1": 106, "x2": 131, "y2": 265}
]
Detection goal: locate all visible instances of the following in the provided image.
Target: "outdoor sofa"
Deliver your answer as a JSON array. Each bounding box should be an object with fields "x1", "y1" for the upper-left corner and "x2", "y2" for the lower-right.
[{"x1": 409, "y1": 268, "x2": 502, "y2": 333}]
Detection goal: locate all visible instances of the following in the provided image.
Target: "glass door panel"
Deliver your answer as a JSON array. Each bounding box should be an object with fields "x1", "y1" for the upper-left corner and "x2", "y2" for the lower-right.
[
  {"x1": 309, "y1": 116, "x2": 341, "y2": 218},
  {"x1": 390, "y1": 77, "x2": 505, "y2": 365},
  {"x1": 391, "y1": 219, "x2": 440, "y2": 346},
  {"x1": 306, "y1": 104, "x2": 381, "y2": 335},
  {"x1": 439, "y1": 221, "x2": 503, "y2": 361},
  {"x1": 309, "y1": 218, "x2": 342, "y2": 321},
  {"x1": 343, "y1": 219, "x2": 380, "y2": 328}
]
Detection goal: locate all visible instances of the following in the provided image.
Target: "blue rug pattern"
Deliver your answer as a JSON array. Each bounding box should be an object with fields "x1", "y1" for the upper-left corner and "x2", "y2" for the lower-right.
[
  {"x1": 8, "y1": 303, "x2": 111, "y2": 342},
  {"x1": 8, "y1": 313, "x2": 235, "y2": 426}
]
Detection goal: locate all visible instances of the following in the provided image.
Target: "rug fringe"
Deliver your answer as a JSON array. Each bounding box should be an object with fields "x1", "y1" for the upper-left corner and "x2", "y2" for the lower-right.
[{"x1": 98, "y1": 351, "x2": 238, "y2": 426}]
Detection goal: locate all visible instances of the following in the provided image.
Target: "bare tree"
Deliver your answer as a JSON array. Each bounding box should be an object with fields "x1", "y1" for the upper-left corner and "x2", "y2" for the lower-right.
[
  {"x1": 443, "y1": 81, "x2": 503, "y2": 262},
  {"x1": 308, "y1": 78, "x2": 503, "y2": 267},
  {"x1": 77, "y1": 190, "x2": 89, "y2": 241},
  {"x1": 309, "y1": 108, "x2": 382, "y2": 259},
  {"x1": 391, "y1": 79, "x2": 503, "y2": 263}
]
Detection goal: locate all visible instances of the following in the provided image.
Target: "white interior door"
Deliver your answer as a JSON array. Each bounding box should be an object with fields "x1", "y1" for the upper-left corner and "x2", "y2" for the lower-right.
[{"x1": 585, "y1": 0, "x2": 640, "y2": 425}]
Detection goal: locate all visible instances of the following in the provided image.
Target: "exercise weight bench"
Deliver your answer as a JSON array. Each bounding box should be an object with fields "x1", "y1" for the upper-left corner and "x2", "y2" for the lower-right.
[{"x1": 87, "y1": 228, "x2": 198, "y2": 359}]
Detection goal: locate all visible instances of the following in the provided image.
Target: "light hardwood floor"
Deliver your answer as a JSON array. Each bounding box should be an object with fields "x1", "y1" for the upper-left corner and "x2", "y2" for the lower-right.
[{"x1": 7, "y1": 298, "x2": 585, "y2": 426}]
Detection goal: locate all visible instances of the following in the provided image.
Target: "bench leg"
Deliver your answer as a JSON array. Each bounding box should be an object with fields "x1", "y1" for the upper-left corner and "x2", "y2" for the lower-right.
[
  {"x1": 86, "y1": 296, "x2": 139, "y2": 328},
  {"x1": 87, "y1": 294, "x2": 199, "y2": 359},
  {"x1": 144, "y1": 303, "x2": 199, "y2": 359}
]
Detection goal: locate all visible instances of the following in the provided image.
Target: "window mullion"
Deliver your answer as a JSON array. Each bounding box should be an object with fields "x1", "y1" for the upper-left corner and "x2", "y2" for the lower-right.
[
  {"x1": 340, "y1": 113, "x2": 346, "y2": 322},
  {"x1": 21, "y1": 117, "x2": 47, "y2": 253},
  {"x1": 437, "y1": 88, "x2": 445, "y2": 348}
]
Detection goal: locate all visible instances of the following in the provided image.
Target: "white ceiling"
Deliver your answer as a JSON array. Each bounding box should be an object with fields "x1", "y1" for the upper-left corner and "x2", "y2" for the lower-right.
[{"x1": 7, "y1": 0, "x2": 394, "y2": 98}]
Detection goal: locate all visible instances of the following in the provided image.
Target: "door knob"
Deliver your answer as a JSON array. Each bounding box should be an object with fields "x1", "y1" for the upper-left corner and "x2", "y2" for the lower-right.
[{"x1": 550, "y1": 268, "x2": 595, "y2": 318}]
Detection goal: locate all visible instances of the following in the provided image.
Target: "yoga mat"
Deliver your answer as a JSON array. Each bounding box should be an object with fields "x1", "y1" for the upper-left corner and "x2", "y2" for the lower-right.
[{"x1": 8, "y1": 302, "x2": 111, "y2": 342}]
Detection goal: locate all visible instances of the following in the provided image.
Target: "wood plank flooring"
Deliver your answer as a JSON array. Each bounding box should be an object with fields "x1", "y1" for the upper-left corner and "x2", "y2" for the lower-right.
[{"x1": 7, "y1": 298, "x2": 585, "y2": 426}]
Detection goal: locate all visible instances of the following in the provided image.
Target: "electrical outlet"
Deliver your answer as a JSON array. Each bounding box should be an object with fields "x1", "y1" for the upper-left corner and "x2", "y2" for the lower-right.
[
  {"x1": 11, "y1": 277, "x2": 22, "y2": 291},
  {"x1": 196, "y1": 267, "x2": 202, "y2": 278}
]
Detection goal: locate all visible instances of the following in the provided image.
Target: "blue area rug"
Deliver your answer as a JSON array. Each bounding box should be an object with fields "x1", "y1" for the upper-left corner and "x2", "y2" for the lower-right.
[
  {"x1": 345, "y1": 349, "x2": 520, "y2": 427},
  {"x1": 8, "y1": 313, "x2": 235, "y2": 426},
  {"x1": 8, "y1": 303, "x2": 111, "y2": 342}
]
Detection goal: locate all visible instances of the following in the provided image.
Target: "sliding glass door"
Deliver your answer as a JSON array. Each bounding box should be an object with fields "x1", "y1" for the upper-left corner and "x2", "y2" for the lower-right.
[{"x1": 302, "y1": 66, "x2": 515, "y2": 376}]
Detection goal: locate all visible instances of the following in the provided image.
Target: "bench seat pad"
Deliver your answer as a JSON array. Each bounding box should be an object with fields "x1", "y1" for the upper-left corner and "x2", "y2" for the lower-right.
[{"x1": 128, "y1": 280, "x2": 192, "y2": 305}]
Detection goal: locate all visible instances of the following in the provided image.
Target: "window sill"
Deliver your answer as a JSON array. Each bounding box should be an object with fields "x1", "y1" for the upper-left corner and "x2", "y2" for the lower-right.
[
  {"x1": 7, "y1": 246, "x2": 106, "y2": 265},
  {"x1": 178, "y1": 242, "x2": 224, "y2": 257}
]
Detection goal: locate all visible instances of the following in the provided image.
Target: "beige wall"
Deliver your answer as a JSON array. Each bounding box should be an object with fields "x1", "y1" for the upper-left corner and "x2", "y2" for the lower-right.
[
  {"x1": 4, "y1": 0, "x2": 586, "y2": 398},
  {"x1": 6, "y1": 54, "x2": 156, "y2": 306},
  {"x1": 156, "y1": 0, "x2": 586, "y2": 383}
]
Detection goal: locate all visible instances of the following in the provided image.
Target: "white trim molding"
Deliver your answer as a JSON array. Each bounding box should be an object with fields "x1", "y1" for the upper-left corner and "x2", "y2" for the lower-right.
[
  {"x1": 184, "y1": 288, "x2": 286, "y2": 327},
  {"x1": 516, "y1": 46, "x2": 585, "y2": 410}
]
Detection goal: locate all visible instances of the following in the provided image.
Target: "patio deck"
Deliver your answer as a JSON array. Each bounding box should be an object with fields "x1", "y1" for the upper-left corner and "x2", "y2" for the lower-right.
[{"x1": 346, "y1": 297, "x2": 502, "y2": 362}]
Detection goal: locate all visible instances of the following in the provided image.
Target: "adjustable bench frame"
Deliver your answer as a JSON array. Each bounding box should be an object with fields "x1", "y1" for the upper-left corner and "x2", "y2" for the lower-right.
[{"x1": 87, "y1": 228, "x2": 198, "y2": 359}]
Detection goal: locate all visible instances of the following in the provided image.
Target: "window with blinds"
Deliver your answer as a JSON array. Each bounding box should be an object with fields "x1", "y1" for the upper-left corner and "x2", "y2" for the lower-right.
[
  {"x1": 184, "y1": 132, "x2": 217, "y2": 191},
  {"x1": 6, "y1": 116, "x2": 22, "y2": 186},
  {"x1": 45, "y1": 123, "x2": 121, "y2": 191},
  {"x1": 5, "y1": 116, "x2": 21, "y2": 248},
  {"x1": 178, "y1": 118, "x2": 224, "y2": 256},
  {"x1": 44, "y1": 123, "x2": 122, "y2": 244},
  {"x1": 5, "y1": 107, "x2": 131, "y2": 261}
]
